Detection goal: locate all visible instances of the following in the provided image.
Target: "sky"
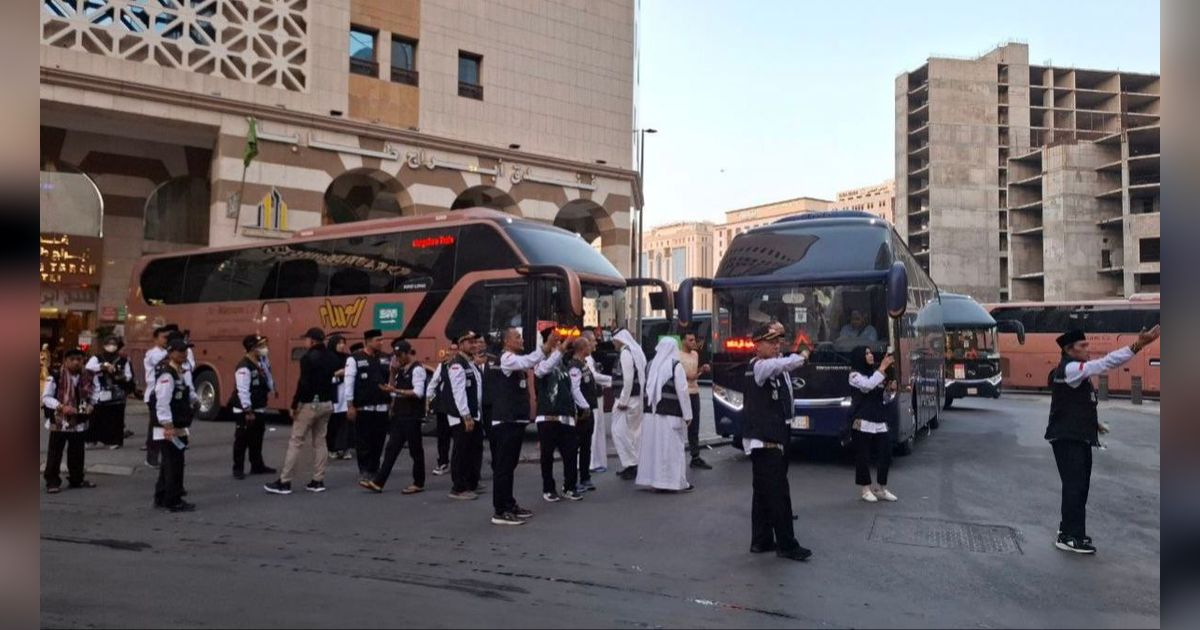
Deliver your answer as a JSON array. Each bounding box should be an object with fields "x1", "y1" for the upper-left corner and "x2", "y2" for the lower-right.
[{"x1": 636, "y1": 0, "x2": 1160, "y2": 228}]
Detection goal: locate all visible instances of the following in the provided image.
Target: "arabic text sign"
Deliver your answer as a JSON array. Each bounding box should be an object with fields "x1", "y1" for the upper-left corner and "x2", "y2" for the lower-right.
[{"x1": 40, "y1": 233, "x2": 102, "y2": 286}]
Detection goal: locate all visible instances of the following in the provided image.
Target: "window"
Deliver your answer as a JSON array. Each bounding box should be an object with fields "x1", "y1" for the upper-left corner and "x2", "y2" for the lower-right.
[
  {"x1": 458, "y1": 51, "x2": 483, "y2": 99},
  {"x1": 180, "y1": 252, "x2": 235, "y2": 303},
  {"x1": 229, "y1": 248, "x2": 280, "y2": 302},
  {"x1": 270, "y1": 242, "x2": 335, "y2": 299},
  {"x1": 391, "y1": 36, "x2": 418, "y2": 85},
  {"x1": 455, "y1": 224, "x2": 520, "y2": 279},
  {"x1": 327, "y1": 235, "x2": 397, "y2": 296},
  {"x1": 140, "y1": 256, "x2": 188, "y2": 305},
  {"x1": 1139, "y1": 238, "x2": 1160, "y2": 263},
  {"x1": 671, "y1": 247, "x2": 686, "y2": 284},
  {"x1": 349, "y1": 26, "x2": 378, "y2": 77},
  {"x1": 447, "y1": 281, "x2": 527, "y2": 355}
]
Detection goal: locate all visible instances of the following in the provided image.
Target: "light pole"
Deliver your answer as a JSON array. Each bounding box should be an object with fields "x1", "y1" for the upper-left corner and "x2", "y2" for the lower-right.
[{"x1": 634, "y1": 128, "x2": 656, "y2": 326}]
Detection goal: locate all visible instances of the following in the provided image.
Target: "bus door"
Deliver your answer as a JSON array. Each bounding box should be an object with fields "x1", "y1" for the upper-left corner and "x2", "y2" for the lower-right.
[{"x1": 260, "y1": 301, "x2": 292, "y2": 409}]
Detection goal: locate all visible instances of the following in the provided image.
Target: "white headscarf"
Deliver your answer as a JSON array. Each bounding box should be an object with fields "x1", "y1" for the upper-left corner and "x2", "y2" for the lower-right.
[
  {"x1": 645, "y1": 337, "x2": 681, "y2": 410},
  {"x1": 613, "y1": 328, "x2": 646, "y2": 387}
]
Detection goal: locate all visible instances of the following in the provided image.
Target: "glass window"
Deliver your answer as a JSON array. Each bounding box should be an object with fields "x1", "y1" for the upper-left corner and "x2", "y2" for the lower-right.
[
  {"x1": 455, "y1": 224, "x2": 521, "y2": 279},
  {"x1": 327, "y1": 235, "x2": 397, "y2": 296},
  {"x1": 447, "y1": 281, "x2": 527, "y2": 354},
  {"x1": 180, "y1": 252, "x2": 235, "y2": 303},
  {"x1": 1139, "y1": 238, "x2": 1160, "y2": 263},
  {"x1": 391, "y1": 37, "x2": 416, "y2": 70},
  {"x1": 229, "y1": 248, "x2": 279, "y2": 302},
  {"x1": 394, "y1": 228, "x2": 460, "y2": 291},
  {"x1": 350, "y1": 27, "x2": 375, "y2": 60},
  {"x1": 140, "y1": 256, "x2": 187, "y2": 305},
  {"x1": 458, "y1": 51, "x2": 481, "y2": 85},
  {"x1": 269, "y1": 242, "x2": 335, "y2": 299},
  {"x1": 671, "y1": 247, "x2": 686, "y2": 284},
  {"x1": 503, "y1": 222, "x2": 622, "y2": 279},
  {"x1": 716, "y1": 224, "x2": 892, "y2": 277}
]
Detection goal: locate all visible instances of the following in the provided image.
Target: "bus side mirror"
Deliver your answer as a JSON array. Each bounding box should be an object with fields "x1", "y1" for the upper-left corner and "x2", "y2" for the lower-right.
[
  {"x1": 886, "y1": 262, "x2": 908, "y2": 318},
  {"x1": 997, "y1": 319, "x2": 1026, "y2": 345}
]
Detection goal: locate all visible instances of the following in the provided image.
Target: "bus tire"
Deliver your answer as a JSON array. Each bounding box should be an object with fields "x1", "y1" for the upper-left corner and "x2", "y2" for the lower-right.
[
  {"x1": 895, "y1": 417, "x2": 916, "y2": 456},
  {"x1": 193, "y1": 370, "x2": 223, "y2": 422},
  {"x1": 928, "y1": 413, "x2": 940, "y2": 430}
]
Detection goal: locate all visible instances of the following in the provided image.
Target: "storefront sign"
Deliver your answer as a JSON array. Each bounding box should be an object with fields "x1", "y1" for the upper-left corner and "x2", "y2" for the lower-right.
[
  {"x1": 100, "y1": 306, "x2": 128, "y2": 322},
  {"x1": 41, "y1": 286, "x2": 99, "y2": 311},
  {"x1": 40, "y1": 233, "x2": 102, "y2": 286}
]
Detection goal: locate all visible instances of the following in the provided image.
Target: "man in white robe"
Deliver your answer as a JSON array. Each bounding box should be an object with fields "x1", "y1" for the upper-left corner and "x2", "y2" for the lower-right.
[
  {"x1": 610, "y1": 329, "x2": 647, "y2": 480},
  {"x1": 636, "y1": 338, "x2": 693, "y2": 492}
]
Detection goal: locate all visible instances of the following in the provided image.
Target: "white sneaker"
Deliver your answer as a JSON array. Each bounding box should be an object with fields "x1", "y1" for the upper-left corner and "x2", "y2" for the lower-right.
[
  {"x1": 861, "y1": 489, "x2": 878, "y2": 503},
  {"x1": 874, "y1": 488, "x2": 898, "y2": 502},
  {"x1": 431, "y1": 464, "x2": 449, "y2": 476}
]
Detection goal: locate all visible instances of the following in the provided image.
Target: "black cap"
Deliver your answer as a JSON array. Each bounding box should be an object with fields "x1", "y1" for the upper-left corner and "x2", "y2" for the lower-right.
[
  {"x1": 1056, "y1": 330, "x2": 1086, "y2": 349},
  {"x1": 452, "y1": 330, "x2": 480, "y2": 344},
  {"x1": 153, "y1": 325, "x2": 173, "y2": 337},
  {"x1": 63, "y1": 348, "x2": 86, "y2": 359},
  {"x1": 242, "y1": 334, "x2": 268, "y2": 351},
  {"x1": 751, "y1": 324, "x2": 783, "y2": 343},
  {"x1": 167, "y1": 338, "x2": 193, "y2": 353},
  {"x1": 364, "y1": 329, "x2": 383, "y2": 341},
  {"x1": 303, "y1": 327, "x2": 325, "y2": 342},
  {"x1": 392, "y1": 339, "x2": 413, "y2": 354}
]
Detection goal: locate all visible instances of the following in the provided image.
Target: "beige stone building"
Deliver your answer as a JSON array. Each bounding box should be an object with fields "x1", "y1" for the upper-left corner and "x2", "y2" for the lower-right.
[
  {"x1": 712, "y1": 196, "x2": 834, "y2": 264},
  {"x1": 39, "y1": 0, "x2": 637, "y2": 349},
  {"x1": 639, "y1": 221, "x2": 715, "y2": 317},
  {"x1": 895, "y1": 42, "x2": 1159, "y2": 301},
  {"x1": 833, "y1": 179, "x2": 894, "y2": 223}
]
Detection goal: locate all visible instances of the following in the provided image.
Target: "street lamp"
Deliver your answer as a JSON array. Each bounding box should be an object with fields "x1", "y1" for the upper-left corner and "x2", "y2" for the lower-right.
[{"x1": 634, "y1": 128, "x2": 657, "y2": 325}]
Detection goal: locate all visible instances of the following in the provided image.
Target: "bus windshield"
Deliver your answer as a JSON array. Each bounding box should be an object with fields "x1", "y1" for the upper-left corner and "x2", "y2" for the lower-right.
[
  {"x1": 945, "y1": 328, "x2": 997, "y2": 359},
  {"x1": 715, "y1": 224, "x2": 892, "y2": 277},
  {"x1": 503, "y1": 222, "x2": 622, "y2": 279},
  {"x1": 715, "y1": 283, "x2": 888, "y2": 362}
]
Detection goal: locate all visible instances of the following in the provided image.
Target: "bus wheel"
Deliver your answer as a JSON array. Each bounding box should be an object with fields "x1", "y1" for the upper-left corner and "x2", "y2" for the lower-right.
[
  {"x1": 929, "y1": 413, "x2": 940, "y2": 430},
  {"x1": 193, "y1": 370, "x2": 222, "y2": 422},
  {"x1": 943, "y1": 396, "x2": 954, "y2": 410},
  {"x1": 896, "y1": 418, "x2": 916, "y2": 456}
]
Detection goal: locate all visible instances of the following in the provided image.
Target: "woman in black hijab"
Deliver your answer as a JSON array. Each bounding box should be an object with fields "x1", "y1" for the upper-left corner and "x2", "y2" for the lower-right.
[
  {"x1": 847, "y1": 345, "x2": 896, "y2": 503},
  {"x1": 326, "y1": 335, "x2": 354, "y2": 460}
]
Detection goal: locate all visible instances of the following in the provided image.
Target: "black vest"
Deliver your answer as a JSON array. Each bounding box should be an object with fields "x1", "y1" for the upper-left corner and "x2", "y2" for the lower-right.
[
  {"x1": 1045, "y1": 357, "x2": 1100, "y2": 444},
  {"x1": 645, "y1": 361, "x2": 684, "y2": 417},
  {"x1": 391, "y1": 363, "x2": 425, "y2": 418},
  {"x1": 537, "y1": 361, "x2": 575, "y2": 417},
  {"x1": 614, "y1": 347, "x2": 642, "y2": 396},
  {"x1": 94, "y1": 355, "x2": 130, "y2": 405},
  {"x1": 488, "y1": 353, "x2": 532, "y2": 422},
  {"x1": 569, "y1": 357, "x2": 600, "y2": 410},
  {"x1": 43, "y1": 371, "x2": 89, "y2": 422},
  {"x1": 437, "y1": 355, "x2": 480, "y2": 418},
  {"x1": 352, "y1": 350, "x2": 391, "y2": 407},
  {"x1": 149, "y1": 363, "x2": 194, "y2": 429},
  {"x1": 741, "y1": 358, "x2": 793, "y2": 444},
  {"x1": 849, "y1": 372, "x2": 887, "y2": 424},
  {"x1": 227, "y1": 356, "x2": 270, "y2": 411}
]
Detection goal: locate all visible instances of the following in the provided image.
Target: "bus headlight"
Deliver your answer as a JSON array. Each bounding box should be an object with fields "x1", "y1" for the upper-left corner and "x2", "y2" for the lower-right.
[
  {"x1": 987, "y1": 374, "x2": 1002, "y2": 386},
  {"x1": 713, "y1": 384, "x2": 744, "y2": 411}
]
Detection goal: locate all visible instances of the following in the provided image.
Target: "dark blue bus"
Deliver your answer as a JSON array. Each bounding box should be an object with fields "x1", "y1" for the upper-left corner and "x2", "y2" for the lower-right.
[{"x1": 678, "y1": 211, "x2": 944, "y2": 455}]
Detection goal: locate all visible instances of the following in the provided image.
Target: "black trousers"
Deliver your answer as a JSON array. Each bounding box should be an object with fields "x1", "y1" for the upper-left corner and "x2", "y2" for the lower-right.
[
  {"x1": 44, "y1": 430, "x2": 86, "y2": 488},
  {"x1": 577, "y1": 412, "x2": 594, "y2": 483},
  {"x1": 232, "y1": 413, "x2": 267, "y2": 473},
  {"x1": 436, "y1": 413, "x2": 452, "y2": 467},
  {"x1": 375, "y1": 414, "x2": 426, "y2": 488},
  {"x1": 750, "y1": 447, "x2": 800, "y2": 552},
  {"x1": 154, "y1": 436, "x2": 188, "y2": 507},
  {"x1": 326, "y1": 412, "x2": 348, "y2": 452},
  {"x1": 355, "y1": 410, "x2": 389, "y2": 477},
  {"x1": 852, "y1": 429, "x2": 891, "y2": 486},
  {"x1": 538, "y1": 421, "x2": 578, "y2": 494},
  {"x1": 87, "y1": 403, "x2": 126, "y2": 446},
  {"x1": 450, "y1": 422, "x2": 485, "y2": 493},
  {"x1": 688, "y1": 393, "x2": 702, "y2": 458},
  {"x1": 491, "y1": 421, "x2": 526, "y2": 514},
  {"x1": 1052, "y1": 439, "x2": 1093, "y2": 539},
  {"x1": 144, "y1": 403, "x2": 160, "y2": 465}
]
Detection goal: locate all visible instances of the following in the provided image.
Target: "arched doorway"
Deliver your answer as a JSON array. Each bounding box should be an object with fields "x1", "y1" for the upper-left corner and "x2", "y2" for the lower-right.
[
  {"x1": 324, "y1": 168, "x2": 411, "y2": 224},
  {"x1": 552, "y1": 199, "x2": 607, "y2": 244},
  {"x1": 451, "y1": 185, "x2": 520, "y2": 214},
  {"x1": 144, "y1": 176, "x2": 210, "y2": 245},
  {"x1": 40, "y1": 160, "x2": 103, "y2": 236}
]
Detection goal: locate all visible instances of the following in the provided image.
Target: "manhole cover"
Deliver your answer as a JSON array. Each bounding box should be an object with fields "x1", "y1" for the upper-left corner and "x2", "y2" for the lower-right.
[{"x1": 869, "y1": 516, "x2": 1023, "y2": 555}]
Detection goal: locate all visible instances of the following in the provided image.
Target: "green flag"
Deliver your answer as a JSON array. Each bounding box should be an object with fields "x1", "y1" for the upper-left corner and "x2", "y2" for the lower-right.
[{"x1": 243, "y1": 117, "x2": 259, "y2": 168}]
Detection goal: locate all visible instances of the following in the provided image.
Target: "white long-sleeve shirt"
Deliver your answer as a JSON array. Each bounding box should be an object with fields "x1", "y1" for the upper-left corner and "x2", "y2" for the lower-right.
[
  {"x1": 425, "y1": 362, "x2": 445, "y2": 400},
  {"x1": 745, "y1": 353, "x2": 808, "y2": 454},
  {"x1": 617, "y1": 349, "x2": 637, "y2": 408},
  {"x1": 232, "y1": 360, "x2": 269, "y2": 413},
  {"x1": 1059, "y1": 347, "x2": 1136, "y2": 388},
  {"x1": 42, "y1": 374, "x2": 89, "y2": 432},
  {"x1": 343, "y1": 354, "x2": 389, "y2": 412},
  {"x1": 568, "y1": 361, "x2": 591, "y2": 411},
  {"x1": 848, "y1": 370, "x2": 889, "y2": 434},
  {"x1": 142, "y1": 346, "x2": 168, "y2": 403},
  {"x1": 447, "y1": 357, "x2": 483, "y2": 426},
  {"x1": 586, "y1": 355, "x2": 613, "y2": 388},
  {"x1": 500, "y1": 347, "x2": 545, "y2": 376},
  {"x1": 84, "y1": 356, "x2": 133, "y2": 404},
  {"x1": 534, "y1": 350, "x2": 564, "y2": 378},
  {"x1": 391, "y1": 364, "x2": 427, "y2": 400},
  {"x1": 152, "y1": 369, "x2": 190, "y2": 440}
]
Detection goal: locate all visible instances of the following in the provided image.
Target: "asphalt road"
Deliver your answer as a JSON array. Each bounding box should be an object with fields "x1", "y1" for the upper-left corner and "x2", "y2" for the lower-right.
[{"x1": 40, "y1": 393, "x2": 1160, "y2": 628}]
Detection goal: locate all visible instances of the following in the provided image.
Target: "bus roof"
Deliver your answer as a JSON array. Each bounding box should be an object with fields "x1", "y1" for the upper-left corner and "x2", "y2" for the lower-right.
[
  {"x1": 940, "y1": 292, "x2": 996, "y2": 329},
  {"x1": 771, "y1": 209, "x2": 885, "y2": 225},
  {"x1": 715, "y1": 212, "x2": 893, "y2": 283},
  {"x1": 985, "y1": 296, "x2": 1160, "y2": 310},
  {"x1": 293, "y1": 207, "x2": 517, "y2": 238}
]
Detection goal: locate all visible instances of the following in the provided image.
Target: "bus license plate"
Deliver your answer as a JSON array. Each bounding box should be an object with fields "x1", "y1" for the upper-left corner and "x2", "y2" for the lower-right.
[
  {"x1": 967, "y1": 388, "x2": 978, "y2": 395},
  {"x1": 791, "y1": 416, "x2": 810, "y2": 430}
]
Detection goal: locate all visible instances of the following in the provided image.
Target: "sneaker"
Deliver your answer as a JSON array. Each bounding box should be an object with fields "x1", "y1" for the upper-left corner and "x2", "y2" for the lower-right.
[
  {"x1": 342, "y1": 451, "x2": 355, "y2": 460},
  {"x1": 562, "y1": 489, "x2": 585, "y2": 501},
  {"x1": 491, "y1": 512, "x2": 525, "y2": 526},
  {"x1": 46, "y1": 485, "x2": 62, "y2": 494},
  {"x1": 168, "y1": 501, "x2": 197, "y2": 513},
  {"x1": 861, "y1": 489, "x2": 878, "y2": 503},
  {"x1": 513, "y1": 506, "x2": 534, "y2": 519},
  {"x1": 873, "y1": 488, "x2": 898, "y2": 502},
  {"x1": 448, "y1": 490, "x2": 478, "y2": 501},
  {"x1": 690, "y1": 457, "x2": 713, "y2": 470},
  {"x1": 233, "y1": 470, "x2": 246, "y2": 480},
  {"x1": 431, "y1": 464, "x2": 449, "y2": 476},
  {"x1": 542, "y1": 491, "x2": 562, "y2": 503},
  {"x1": 1055, "y1": 534, "x2": 1096, "y2": 554},
  {"x1": 306, "y1": 480, "x2": 327, "y2": 493},
  {"x1": 591, "y1": 466, "x2": 608, "y2": 473},
  {"x1": 108, "y1": 444, "x2": 123, "y2": 450},
  {"x1": 331, "y1": 451, "x2": 343, "y2": 460},
  {"x1": 749, "y1": 542, "x2": 776, "y2": 554},
  {"x1": 264, "y1": 480, "x2": 293, "y2": 495},
  {"x1": 1057, "y1": 529, "x2": 1093, "y2": 546},
  {"x1": 579, "y1": 480, "x2": 597, "y2": 492},
  {"x1": 776, "y1": 546, "x2": 813, "y2": 561},
  {"x1": 68, "y1": 480, "x2": 97, "y2": 489}
]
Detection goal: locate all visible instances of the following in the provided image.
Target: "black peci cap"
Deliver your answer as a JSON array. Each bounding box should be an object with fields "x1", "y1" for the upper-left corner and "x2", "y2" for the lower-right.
[
  {"x1": 1056, "y1": 330, "x2": 1086, "y2": 349},
  {"x1": 364, "y1": 329, "x2": 383, "y2": 341},
  {"x1": 63, "y1": 348, "x2": 86, "y2": 359},
  {"x1": 303, "y1": 327, "x2": 325, "y2": 342},
  {"x1": 242, "y1": 334, "x2": 268, "y2": 351},
  {"x1": 167, "y1": 338, "x2": 193, "y2": 353}
]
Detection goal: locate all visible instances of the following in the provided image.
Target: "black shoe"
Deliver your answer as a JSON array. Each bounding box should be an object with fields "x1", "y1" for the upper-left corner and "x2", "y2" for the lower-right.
[
  {"x1": 618, "y1": 465, "x2": 638, "y2": 480},
  {"x1": 562, "y1": 489, "x2": 585, "y2": 501},
  {"x1": 690, "y1": 457, "x2": 712, "y2": 470},
  {"x1": 776, "y1": 546, "x2": 812, "y2": 561},
  {"x1": 491, "y1": 512, "x2": 525, "y2": 526},
  {"x1": 233, "y1": 470, "x2": 246, "y2": 480},
  {"x1": 750, "y1": 543, "x2": 776, "y2": 554},
  {"x1": 168, "y1": 501, "x2": 196, "y2": 513},
  {"x1": 542, "y1": 491, "x2": 562, "y2": 503},
  {"x1": 250, "y1": 466, "x2": 276, "y2": 476},
  {"x1": 46, "y1": 485, "x2": 62, "y2": 495},
  {"x1": 1057, "y1": 529, "x2": 1093, "y2": 546},
  {"x1": 68, "y1": 480, "x2": 97, "y2": 489},
  {"x1": 306, "y1": 480, "x2": 327, "y2": 493},
  {"x1": 1055, "y1": 534, "x2": 1096, "y2": 554},
  {"x1": 513, "y1": 506, "x2": 534, "y2": 519},
  {"x1": 264, "y1": 480, "x2": 293, "y2": 495}
]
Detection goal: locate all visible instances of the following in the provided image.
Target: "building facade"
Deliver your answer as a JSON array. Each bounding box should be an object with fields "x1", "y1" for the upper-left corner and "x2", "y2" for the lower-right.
[
  {"x1": 833, "y1": 179, "x2": 894, "y2": 223},
  {"x1": 639, "y1": 221, "x2": 715, "y2": 317},
  {"x1": 713, "y1": 196, "x2": 834, "y2": 264},
  {"x1": 895, "y1": 42, "x2": 1159, "y2": 301},
  {"x1": 39, "y1": 0, "x2": 636, "y2": 350}
]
